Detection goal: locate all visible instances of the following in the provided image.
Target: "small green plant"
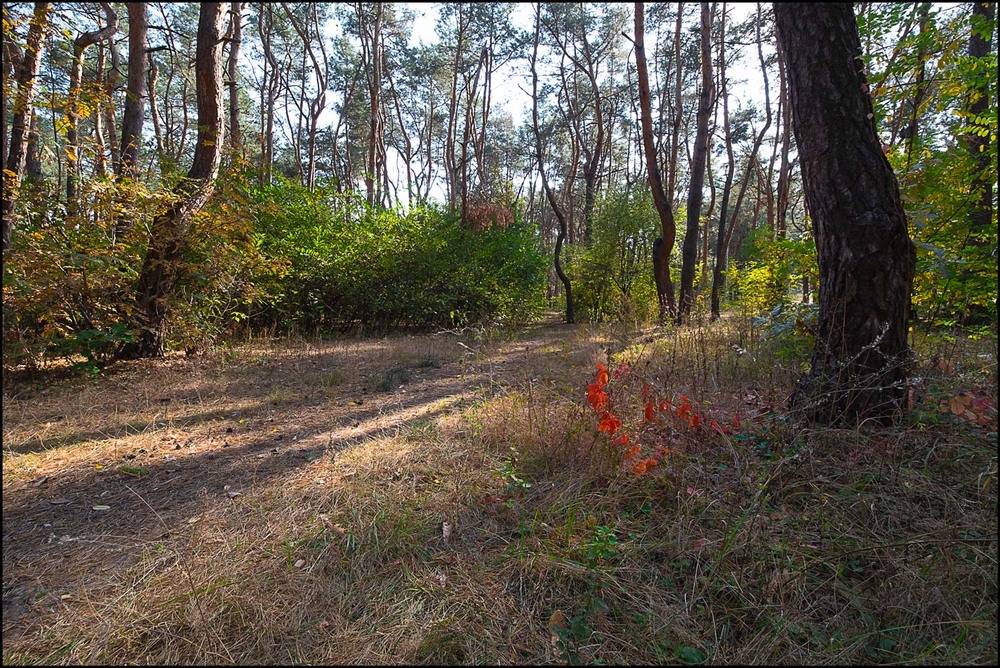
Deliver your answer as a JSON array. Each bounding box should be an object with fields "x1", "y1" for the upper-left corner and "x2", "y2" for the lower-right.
[
  {"x1": 495, "y1": 447, "x2": 531, "y2": 507},
  {"x1": 584, "y1": 524, "x2": 618, "y2": 568},
  {"x1": 50, "y1": 323, "x2": 135, "y2": 375}
]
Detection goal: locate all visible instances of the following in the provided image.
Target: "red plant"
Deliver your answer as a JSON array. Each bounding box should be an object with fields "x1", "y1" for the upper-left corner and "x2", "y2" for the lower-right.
[{"x1": 584, "y1": 363, "x2": 730, "y2": 478}]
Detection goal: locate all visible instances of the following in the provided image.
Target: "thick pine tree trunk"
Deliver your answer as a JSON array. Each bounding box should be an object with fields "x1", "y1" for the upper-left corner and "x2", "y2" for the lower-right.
[
  {"x1": 118, "y1": 2, "x2": 226, "y2": 359},
  {"x1": 774, "y1": 3, "x2": 916, "y2": 425}
]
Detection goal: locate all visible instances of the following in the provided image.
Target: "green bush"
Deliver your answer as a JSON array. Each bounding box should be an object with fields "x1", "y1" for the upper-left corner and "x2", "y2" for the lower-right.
[
  {"x1": 245, "y1": 179, "x2": 547, "y2": 331},
  {"x1": 568, "y1": 188, "x2": 660, "y2": 323}
]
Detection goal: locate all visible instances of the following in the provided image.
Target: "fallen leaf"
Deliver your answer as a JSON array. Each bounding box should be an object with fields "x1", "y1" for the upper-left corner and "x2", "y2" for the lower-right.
[
  {"x1": 548, "y1": 609, "x2": 568, "y2": 646},
  {"x1": 60, "y1": 594, "x2": 73, "y2": 601},
  {"x1": 188, "y1": 516, "x2": 201, "y2": 524},
  {"x1": 49, "y1": 498, "x2": 71, "y2": 505},
  {"x1": 294, "y1": 559, "x2": 306, "y2": 568},
  {"x1": 92, "y1": 505, "x2": 111, "y2": 511},
  {"x1": 226, "y1": 490, "x2": 242, "y2": 498},
  {"x1": 31, "y1": 477, "x2": 48, "y2": 488}
]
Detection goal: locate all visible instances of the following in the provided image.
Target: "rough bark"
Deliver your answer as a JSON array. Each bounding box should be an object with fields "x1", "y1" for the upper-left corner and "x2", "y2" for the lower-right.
[
  {"x1": 2, "y1": 1, "x2": 51, "y2": 249},
  {"x1": 118, "y1": 2, "x2": 227, "y2": 359},
  {"x1": 635, "y1": 1, "x2": 676, "y2": 323},
  {"x1": 227, "y1": 1, "x2": 244, "y2": 157},
  {"x1": 775, "y1": 3, "x2": 917, "y2": 425},
  {"x1": 119, "y1": 2, "x2": 147, "y2": 179},
  {"x1": 678, "y1": 2, "x2": 714, "y2": 323}
]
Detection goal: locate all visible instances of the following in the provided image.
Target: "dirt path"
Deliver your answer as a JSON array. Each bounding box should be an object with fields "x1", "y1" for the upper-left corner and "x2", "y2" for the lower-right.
[{"x1": 2, "y1": 321, "x2": 609, "y2": 638}]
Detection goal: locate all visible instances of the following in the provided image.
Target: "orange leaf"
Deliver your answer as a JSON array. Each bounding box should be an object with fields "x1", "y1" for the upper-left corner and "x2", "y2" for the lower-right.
[
  {"x1": 586, "y1": 383, "x2": 608, "y2": 410},
  {"x1": 949, "y1": 395, "x2": 971, "y2": 415},
  {"x1": 598, "y1": 411, "x2": 622, "y2": 435},
  {"x1": 689, "y1": 413, "x2": 703, "y2": 429},
  {"x1": 596, "y1": 364, "x2": 609, "y2": 387}
]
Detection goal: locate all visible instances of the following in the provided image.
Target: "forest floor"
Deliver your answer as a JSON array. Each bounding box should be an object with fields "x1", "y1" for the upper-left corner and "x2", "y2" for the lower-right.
[{"x1": 2, "y1": 315, "x2": 997, "y2": 665}]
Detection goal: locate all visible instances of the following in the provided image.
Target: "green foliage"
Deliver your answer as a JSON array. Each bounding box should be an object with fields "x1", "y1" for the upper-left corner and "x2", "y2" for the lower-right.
[
  {"x1": 2, "y1": 168, "x2": 274, "y2": 369},
  {"x1": 567, "y1": 188, "x2": 660, "y2": 323},
  {"x1": 245, "y1": 178, "x2": 547, "y2": 331},
  {"x1": 860, "y1": 3, "x2": 998, "y2": 330},
  {"x1": 729, "y1": 229, "x2": 817, "y2": 315},
  {"x1": 751, "y1": 302, "x2": 818, "y2": 364}
]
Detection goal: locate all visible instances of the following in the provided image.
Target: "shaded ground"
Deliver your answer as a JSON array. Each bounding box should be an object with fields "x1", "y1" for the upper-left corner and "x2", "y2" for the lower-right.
[
  {"x1": 2, "y1": 319, "x2": 996, "y2": 665},
  {"x1": 2, "y1": 320, "x2": 607, "y2": 647}
]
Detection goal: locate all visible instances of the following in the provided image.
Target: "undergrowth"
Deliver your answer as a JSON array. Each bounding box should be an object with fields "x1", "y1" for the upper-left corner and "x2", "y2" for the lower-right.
[{"x1": 1, "y1": 315, "x2": 995, "y2": 665}]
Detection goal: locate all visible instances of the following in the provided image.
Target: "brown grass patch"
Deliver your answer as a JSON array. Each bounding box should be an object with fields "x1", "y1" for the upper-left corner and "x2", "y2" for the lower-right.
[{"x1": 3, "y1": 318, "x2": 996, "y2": 664}]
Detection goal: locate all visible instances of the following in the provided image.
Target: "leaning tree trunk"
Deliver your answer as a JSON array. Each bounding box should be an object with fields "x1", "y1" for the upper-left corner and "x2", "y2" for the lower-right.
[
  {"x1": 118, "y1": 2, "x2": 226, "y2": 359},
  {"x1": 531, "y1": 5, "x2": 573, "y2": 323},
  {"x1": 775, "y1": 3, "x2": 916, "y2": 425},
  {"x1": 635, "y1": 1, "x2": 676, "y2": 323},
  {"x1": 2, "y1": 1, "x2": 50, "y2": 249},
  {"x1": 66, "y1": 2, "x2": 118, "y2": 211}
]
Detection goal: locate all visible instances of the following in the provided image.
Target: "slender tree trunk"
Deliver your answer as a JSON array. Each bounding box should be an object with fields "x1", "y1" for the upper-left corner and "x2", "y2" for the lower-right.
[
  {"x1": 965, "y1": 1, "x2": 995, "y2": 240},
  {"x1": 66, "y1": 2, "x2": 118, "y2": 211},
  {"x1": 118, "y1": 2, "x2": 227, "y2": 359},
  {"x1": 119, "y1": 2, "x2": 147, "y2": 179},
  {"x1": 775, "y1": 21, "x2": 792, "y2": 239},
  {"x1": 531, "y1": 5, "x2": 573, "y2": 323},
  {"x1": 667, "y1": 2, "x2": 684, "y2": 206},
  {"x1": 775, "y1": 3, "x2": 916, "y2": 425},
  {"x1": 636, "y1": 1, "x2": 676, "y2": 323},
  {"x1": 3, "y1": 1, "x2": 51, "y2": 249},
  {"x1": 227, "y1": 1, "x2": 244, "y2": 158},
  {"x1": 711, "y1": 3, "x2": 772, "y2": 318},
  {"x1": 678, "y1": 2, "x2": 714, "y2": 322},
  {"x1": 93, "y1": 44, "x2": 108, "y2": 177},
  {"x1": 102, "y1": 36, "x2": 122, "y2": 176}
]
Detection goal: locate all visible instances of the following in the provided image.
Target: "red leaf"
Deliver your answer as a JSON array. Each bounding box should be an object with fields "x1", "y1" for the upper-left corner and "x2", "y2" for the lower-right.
[
  {"x1": 598, "y1": 411, "x2": 622, "y2": 435},
  {"x1": 644, "y1": 401, "x2": 654, "y2": 423}
]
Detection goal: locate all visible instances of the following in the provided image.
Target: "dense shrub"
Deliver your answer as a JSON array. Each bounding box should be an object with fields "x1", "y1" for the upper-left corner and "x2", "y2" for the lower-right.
[
  {"x1": 567, "y1": 189, "x2": 660, "y2": 323},
  {"x1": 245, "y1": 179, "x2": 547, "y2": 331},
  {"x1": 2, "y1": 172, "x2": 272, "y2": 367},
  {"x1": 2, "y1": 173, "x2": 545, "y2": 369}
]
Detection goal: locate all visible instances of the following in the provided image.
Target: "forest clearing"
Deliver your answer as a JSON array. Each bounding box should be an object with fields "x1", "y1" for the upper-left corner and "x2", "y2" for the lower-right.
[
  {"x1": 2, "y1": 1, "x2": 997, "y2": 664},
  {"x1": 2, "y1": 317, "x2": 997, "y2": 664}
]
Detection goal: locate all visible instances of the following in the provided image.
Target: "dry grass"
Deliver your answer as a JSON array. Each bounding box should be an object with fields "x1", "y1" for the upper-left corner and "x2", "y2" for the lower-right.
[{"x1": 2, "y1": 316, "x2": 996, "y2": 665}]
